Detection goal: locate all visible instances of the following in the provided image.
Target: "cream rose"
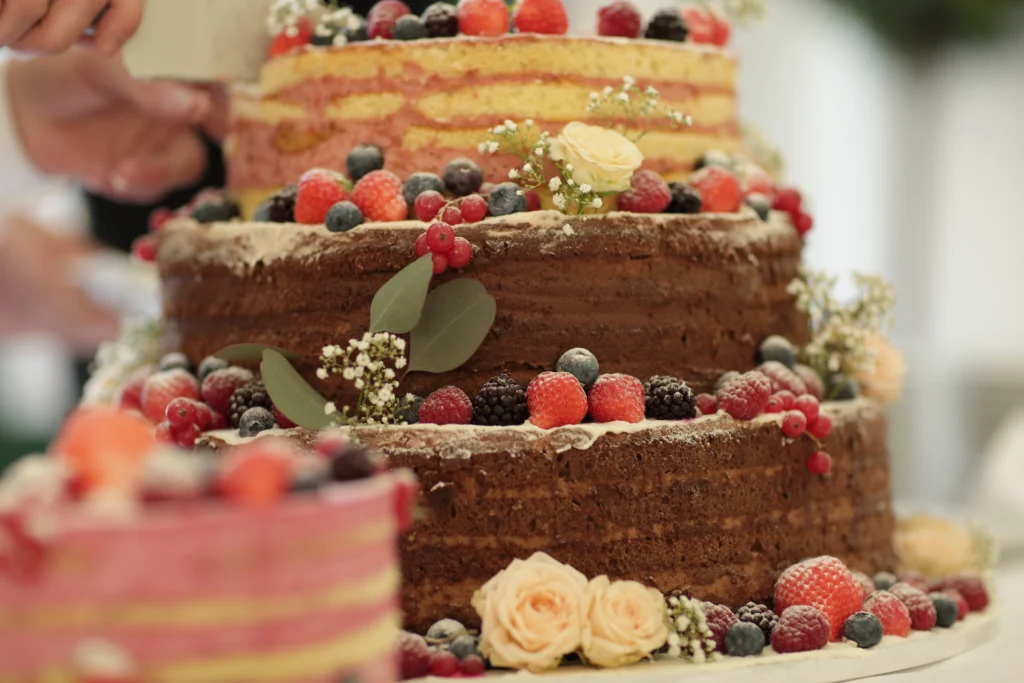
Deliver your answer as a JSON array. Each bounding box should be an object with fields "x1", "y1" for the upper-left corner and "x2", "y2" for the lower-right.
[
  {"x1": 548, "y1": 122, "x2": 643, "y2": 193},
  {"x1": 581, "y1": 576, "x2": 668, "y2": 668},
  {"x1": 472, "y1": 552, "x2": 587, "y2": 672},
  {"x1": 854, "y1": 333, "x2": 906, "y2": 403}
]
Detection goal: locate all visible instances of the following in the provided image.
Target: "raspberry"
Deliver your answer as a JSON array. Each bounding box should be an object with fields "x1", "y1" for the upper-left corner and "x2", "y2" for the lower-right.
[
  {"x1": 807, "y1": 451, "x2": 832, "y2": 475},
  {"x1": 415, "y1": 233, "x2": 431, "y2": 257},
  {"x1": 419, "y1": 386, "x2": 473, "y2": 425},
  {"x1": 447, "y1": 237, "x2": 473, "y2": 268},
  {"x1": 200, "y1": 367, "x2": 255, "y2": 415},
  {"x1": 295, "y1": 168, "x2": 350, "y2": 224},
  {"x1": 472, "y1": 374, "x2": 528, "y2": 426},
  {"x1": 228, "y1": 381, "x2": 273, "y2": 428},
  {"x1": 208, "y1": 409, "x2": 227, "y2": 430},
  {"x1": 130, "y1": 234, "x2": 158, "y2": 262},
  {"x1": 414, "y1": 190, "x2": 447, "y2": 222},
  {"x1": 794, "y1": 364, "x2": 825, "y2": 400},
  {"x1": 793, "y1": 394, "x2": 820, "y2": 423},
  {"x1": 689, "y1": 166, "x2": 742, "y2": 213},
  {"x1": 780, "y1": 410, "x2": 807, "y2": 438},
  {"x1": 736, "y1": 602, "x2": 778, "y2": 641},
  {"x1": 459, "y1": 194, "x2": 488, "y2": 222},
  {"x1": 368, "y1": 0, "x2": 411, "y2": 39},
  {"x1": 352, "y1": 170, "x2": 408, "y2": 223},
  {"x1": 218, "y1": 442, "x2": 292, "y2": 506},
  {"x1": 864, "y1": 590, "x2": 911, "y2": 637},
  {"x1": 772, "y1": 187, "x2": 803, "y2": 215},
  {"x1": 597, "y1": 1, "x2": 642, "y2": 38},
  {"x1": 807, "y1": 413, "x2": 833, "y2": 439},
  {"x1": 141, "y1": 370, "x2": 200, "y2": 424},
  {"x1": 887, "y1": 585, "x2": 937, "y2": 631},
  {"x1": 701, "y1": 602, "x2": 739, "y2": 653},
  {"x1": 850, "y1": 570, "x2": 875, "y2": 601},
  {"x1": 765, "y1": 390, "x2": 795, "y2": 414},
  {"x1": 794, "y1": 212, "x2": 814, "y2": 236},
  {"x1": 774, "y1": 556, "x2": 863, "y2": 641},
  {"x1": 173, "y1": 422, "x2": 202, "y2": 448},
  {"x1": 398, "y1": 631, "x2": 432, "y2": 680},
  {"x1": 165, "y1": 397, "x2": 199, "y2": 429},
  {"x1": 709, "y1": 9, "x2": 731, "y2": 46},
  {"x1": 681, "y1": 5, "x2": 714, "y2": 43},
  {"x1": 588, "y1": 373, "x2": 645, "y2": 424},
  {"x1": 935, "y1": 574, "x2": 988, "y2": 612},
  {"x1": 695, "y1": 393, "x2": 718, "y2": 415},
  {"x1": 431, "y1": 251, "x2": 449, "y2": 274},
  {"x1": 525, "y1": 189, "x2": 541, "y2": 211},
  {"x1": 644, "y1": 375, "x2": 697, "y2": 420},
  {"x1": 939, "y1": 588, "x2": 970, "y2": 620},
  {"x1": 457, "y1": 0, "x2": 510, "y2": 37},
  {"x1": 426, "y1": 222, "x2": 456, "y2": 253},
  {"x1": 268, "y1": 18, "x2": 313, "y2": 58},
  {"x1": 429, "y1": 650, "x2": 460, "y2": 677},
  {"x1": 618, "y1": 169, "x2": 672, "y2": 213},
  {"x1": 115, "y1": 365, "x2": 153, "y2": 412},
  {"x1": 526, "y1": 371, "x2": 587, "y2": 429},
  {"x1": 513, "y1": 0, "x2": 569, "y2": 35},
  {"x1": 272, "y1": 406, "x2": 296, "y2": 429},
  {"x1": 770, "y1": 606, "x2": 829, "y2": 654},
  {"x1": 440, "y1": 205, "x2": 464, "y2": 226},
  {"x1": 756, "y1": 361, "x2": 808, "y2": 396},
  {"x1": 716, "y1": 371, "x2": 771, "y2": 420}
]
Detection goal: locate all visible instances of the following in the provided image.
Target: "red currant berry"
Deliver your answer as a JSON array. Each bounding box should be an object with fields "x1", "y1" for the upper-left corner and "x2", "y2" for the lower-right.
[
  {"x1": 794, "y1": 212, "x2": 814, "y2": 235},
  {"x1": 807, "y1": 413, "x2": 833, "y2": 439},
  {"x1": 525, "y1": 189, "x2": 541, "y2": 211},
  {"x1": 208, "y1": 409, "x2": 227, "y2": 430},
  {"x1": 148, "y1": 207, "x2": 173, "y2": 232},
  {"x1": 781, "y1": 410, "x2": 807, "y2": 438},
  {"x1": 193, "y1": 402, "x2": 213, "y2": 430},
  {"x1": 459, "y1": 194, "x2": 488, "y2": 222},
  {"x1": 772, "y1": 187, "x2": 803, "y2": 214},
  {"x1": 165, "y1": 397, "x2": 198, "y2": 429},
  {"x1": 793, "y1": 394, "x2": 820, "y2": 423},
  {"x1": 155, "y1": 421, "x2": 174, "y2": 443},
  {"x1": 173, "y1": 422, "x2": 202, "y2": 448},
  {"x1": 131, "y1": 234, "x2": 158, "y2": 262},
  {"x1": 415, "y1": 232, "x2": 431, "y2": 257},
  {"x1": 429, "y1": 650, "x2": 460, "y2": 677},
  {"x1": 807, "y1": 450, "x2": 833, "y2": 475},
  {"x1": 460, "y1": 654, "x2": 486, "y2": 677},
  {"x1": 447, "y1": 236, "x2": 473, "y2": 269},
  {"x1": 414, "y1": 190, "x2": 446, "y2": 222},
  {"x1": 431, "y1": 251, "x2": 449, "y2": 274},
  {"x1": 765, "y1": 390, "x2": 795, "y2": 413},
  {"x1": 426, "y1": 221, "x2": 455, "y2": 253},
  {"x1": 441, "y1": 205, "x2": 464, "y2": 226}
]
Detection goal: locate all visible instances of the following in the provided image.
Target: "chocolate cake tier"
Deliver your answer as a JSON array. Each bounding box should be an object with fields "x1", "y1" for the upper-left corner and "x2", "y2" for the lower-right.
[{"x1": 159, "y1": 210, "x2": 807, "y2": 399}]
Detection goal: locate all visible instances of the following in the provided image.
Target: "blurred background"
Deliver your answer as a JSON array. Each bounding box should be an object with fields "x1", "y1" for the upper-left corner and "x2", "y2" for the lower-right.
[{"x1": 1, "y1": 0, "x2": 1022, "y2": 509}]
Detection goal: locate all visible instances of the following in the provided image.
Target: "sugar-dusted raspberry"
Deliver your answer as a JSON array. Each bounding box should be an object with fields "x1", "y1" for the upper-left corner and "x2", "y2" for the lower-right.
[
  {"x1": 457, "y1": 0, "x2": 510, "y2": 37},
  {"x1": 695, "y1": 393, "x2": 718, "y2": 415},
  {"x1": 398, "y1": 631, "x2": 432, "y2": 680},
  {"x1": 708, "y1": 8, "x2": 731, "y2": 46},
  {"x1": 588, "y1": 373, "x2": 645, "y2": 424},
  {"x1": 807, "y1": 450, "x2": 832, "y2": 475},
  {"x1": 938, "y1": 588, "x2": 970, "y2": 620},
  {"x1": 765, "y1": 390, "x2": 796, "y2": 414},
  {"x1": 896, "y1": 569, "x2": 929, "y2": 591},
  {"x1": 780, "y1": 410, "x2": 807, "y2": 438},
  {"x1": 141, "y1": 369, "x2": 199, "y2": 424},
  {"x1": 513, "y1": 0, "x2": 569, "y2": 34},
  {"x1": 426, "y1": 221, "x2": 455, "y2": 253},
  {"x1": 716, "y1": 371, "x2": 772, "y2": 420},
  {"x1": 368, "y1": 0, "x2": 411, "y2": 39},
  {"x1": 772, "y1": 186, "x2": 803, "y2": 215},
  {"x1": 419, "y1": 386, "x2": 473, "y2": 425},
  {"x1": 774, "y1": 556, "x2": 863, "y2": 641},
  {"x1": 689, "y1": 166, "x2": 742, "y2": 213},
  {"x1": 770, "y1": 605, "x2": 829, "y2": 654},
  {"x1": 864, "y1": 590, "x2": 912, "y2": 637},
  {"x1": 701, "y1": 602, "x2": 739, "y2": 654},
  {"x1": 756, "y1": 361, "x2": 808, "y2": 396},
  {"x1": 352, "y1": 170, "x2": 408, "y2": 222},
  {"x1": 414, "y1": 189, "x2": 447, "y2": 222},
  {"x1": 130, "y1": 233, "x2": 159, "y2": 263},
  {"x1": 294, "y1": 168, "x2": 350, "y2": 224},
  {"x1": 447, "y1": 237, "x2": 473, "y2": 269},
  {"x1": 200, "y1": 367, "x2": 255, "y2": 415},
  {"x1": 218, "y1": 442, "x2": 293, "y2": 506},
  {"x1": 808, "y1": 413, "x2": 833, "y2": 439},
  {"x1": 441, "y1": 204, "x2": 464, "y2": 226},
  {"x1": 268, "y1": 17, "x2": 313, "y2": 58},
  {"x1": 415, "y1": 233, "x2": 431, "y2": 257},
  {"x1": 526, "y1": 371, "x2": 588, "y2": 429},
  {"x1": 794, "y1": 212, "x2": 814, "y2": 236},
  {"x1": 431, "y1": 251, "x2": 449, "y2": 274},
  {"x1": 935, "y1": 574, "x2": 989, "y2": 612},
  {"x1": 115, "y1": 365, "x2": 153, "y2": 412},
  {"x1": 793, "y1": 364, "x2": 824, "y2": 400},
  {"x1": 793, "y1": 394, "x2": 820, "y2": 423},
  {"x1": 597, "y1": 1, "x2": 642, "y2": 38},
  {"x1": 618, "y1": 169, "x2": 672, "y2": 213},
  {"x1": 681, "y1": 5, "x2": 714, "y2": 43},
  {"x1": 850, "y1": 570, "x2": 876, "y2": 601},
  {"x1": 460, "y1": 194, "x2": 488, "y2": 222},
  {"x1": 888, "y1": 583, "x2": 937, "y2": 631}
]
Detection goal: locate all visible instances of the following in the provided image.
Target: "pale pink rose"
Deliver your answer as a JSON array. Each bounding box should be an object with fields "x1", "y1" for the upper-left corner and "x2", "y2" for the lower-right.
[{"x1": 581, "y1": 576, "x2": 668, "y2": 668}]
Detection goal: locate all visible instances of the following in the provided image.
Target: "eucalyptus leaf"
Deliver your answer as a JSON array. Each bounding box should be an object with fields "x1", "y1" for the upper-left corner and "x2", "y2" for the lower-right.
[
  {"x1": 369, "y1": 254, "x2": 433, "y2": 333},
  {"x1": 409, "y1": 279, "x2": 496, "y2": 373},
  {"x1": 215, "y1": 343, "x2": 301, "y2": 363},
  {"x1": 260, "y1": 349, "x2": 337, "y2": 430}
]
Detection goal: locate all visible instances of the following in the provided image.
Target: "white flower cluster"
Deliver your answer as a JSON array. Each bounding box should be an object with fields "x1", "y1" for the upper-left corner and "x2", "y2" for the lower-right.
[
  {"x1": 312, "y1": 6, "x2": 363, "y2": 47},
  {"x1": 266, "y1": 0, "x2": 322, "y2": 37},
  {"x1": 319, "y1": 332, "x2": 408, "y2": 425},
  {"x1": 81, "y1": 318, "x2": 163, "y2": 406},
  {"x1": 664, "y1": 593, "x2": 718, "y2": 662},
  {"x1": 586, "y1": 76, "x2": 691, "y2": 142}
]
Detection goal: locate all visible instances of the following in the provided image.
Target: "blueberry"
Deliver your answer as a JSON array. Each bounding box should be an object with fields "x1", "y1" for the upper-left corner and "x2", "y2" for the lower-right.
[
  {"x1": 403, "y1": 172, "x2": 445, "y2": 206},
  {"x1": 725, "y1": 622, "x2": 765, "y2": 657},
  {"x1": 556, "y1": 348, "x2": 599, "y2": 391},
  {"x1": 425, "y1": 618, "x2": 468, "y2": 644},
  {"x1": 191, "y1": 197, "x2": 240, "y2": 223},
  {"x1": 449, "y1": 634, "x2": 479, "y2": 660},
  {"x1": 325, "y1": 201, "x2": 364, "y2": 233},
  {"x1": 311, "y1": 25, "x2": 341, "y2": 47},
  {"x1": 158, "y1": 352, "x2": 192, "y2": 373},
  {"x1": 487, "y1": 182, "x2": 527, "y2": 216},
  {"x1": 828, "y1": 375, "x2": 860, "y2": 400},
  {"x1": 253, "y1": 199, "x2": 274, "y2": 222},
  {"x1": 346, "y1": 144, "x2": 384, "y2": 181},
  {"x1": 666, "y1": 182, "x2": 702, "y2": 214},
  {"x1": 745, "y1": 192, "x2": 771, "y2": 221},
  {"x1": 843, "y1": 611, "x2": 883, "y2": 649},
  {"x1": 239, "y1": 407, "x2": 275, "y2": 437},
  {"x1": 756, "y1": 335, "x2": 797, "y2": 369},
  {"x1": 396, "y1": 394, "x2": 424, "y2": 425},
  {"x1": 715, "y1": 370, "x2": 740, "y2": 391},
  {"x1": 873, "y1": 571, "x2": 898, "y2": 591},
  {"x1": 422, "y1": 2, "x2": 459, "y2": 37},
  {"x1": 344, "y1": 21, "x2": 369, "y2": 43},
  {"x1": 197, "y1": 355, "x2": 228, "y2": 383},
  {"x1": 291, "y1": 471, "x2": 322, "y2": 493},
  {"x1": 444, "y1": 158, "x2": 484, "y2": 196},
  {"x1": 930, "y1": 594, "x2": 959, "y2": 628},
  {"x1": 329, "y1": 444, "x2": 378, "y2": 482},
  {"x1": 392, "y1": 14, "x2": 426, "y2": 40},
  {"x1": 693, "y1": 150, "x2": 733, "y2": 172}
]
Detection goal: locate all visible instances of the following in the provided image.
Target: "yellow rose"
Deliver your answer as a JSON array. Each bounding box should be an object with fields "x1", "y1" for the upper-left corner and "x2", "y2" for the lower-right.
[
  {"x1": 548, "y1": 122, "x2": 644, "y2": 193},
  {"x1": 581, "y1": 576, "x2": 668, "y2": 668},
  {"x1": 472, "y1": 552, "x2": 587, "y2": 672}
]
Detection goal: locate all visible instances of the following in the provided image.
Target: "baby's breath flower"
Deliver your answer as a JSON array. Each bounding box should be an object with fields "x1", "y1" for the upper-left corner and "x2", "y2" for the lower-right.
[
  {"x1": 395, "y1": 356, "x2": 407, "y2": 369},
  {"x1": 316, "y1": 368, "x2": 329, "y2": 380},
  {"x1": 549, "y1": 177, "x2": 562, "y2": 192},
  {"x1": 579, "y1": 183, "x2": 592, "y2": 194},
  {"x1": 318, "y1": 331, "x2": 408, "y2": 425},
  {"x1": 592, "y1": 197, "x2": 603, "y2": 209},
  {"x1": 324, "y1": 402, "x2": 338, "y2": 416}
]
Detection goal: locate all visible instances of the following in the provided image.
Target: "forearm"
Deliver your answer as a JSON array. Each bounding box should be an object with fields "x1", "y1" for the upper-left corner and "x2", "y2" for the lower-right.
[{"x1": 0, "y1": 58, "x2": 52, "y2": 201}]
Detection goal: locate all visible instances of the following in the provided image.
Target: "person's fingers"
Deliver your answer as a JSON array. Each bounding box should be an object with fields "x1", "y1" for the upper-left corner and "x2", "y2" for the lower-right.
[
  {"x1": 199, "y1": 84, "x2": 230, "y2": 142},
  {"x1": 94, "y1": 59, "x2": 211, "y2": 125},
  {"x1": 0, "y1": 0, "x2": 48, "y2": 48},
  {"x1": 91, "y1": 0, "x2": 143, "y2": 55},
  {"x1": 9, "y1": 0, "x2": 108, "y2": 54},
  {"x1": 105, "y1": 131, "x2": 207, "y2": 203}
]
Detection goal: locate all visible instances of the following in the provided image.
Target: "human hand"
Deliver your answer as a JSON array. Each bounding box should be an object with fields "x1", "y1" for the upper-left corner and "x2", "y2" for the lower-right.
[
  {"x1": 0, "y1": 0, "x2": 143, "y2": 55},
  {"x1": 8, "y1": 47, "x2": 223, "y2": 203}
]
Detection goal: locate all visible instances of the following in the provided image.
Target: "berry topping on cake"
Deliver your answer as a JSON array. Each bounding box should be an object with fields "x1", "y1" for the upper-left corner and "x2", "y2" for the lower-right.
[
  {"x1": 268, "y1": 17, "x2": 313, "y2": 58},
  {"x1": 200, "y1": 367, "x2": 255, "y2": 415},
  {"x1": 488, "y1": 182, "x2": 528, "y2": 216},
  {"x1": 441, "y1": 204, "x2": 464, "y2": 225},
  {"x1": 701, "y1": 602, "x2": 739, "y2": 653},
  {"x1": 794, "y1": 212, "x2": 814, "y2": 235},
  {"x1": 191, "y1": 195, "x2": 240, "y2": 224},
  {"x1": 666, "y1": 181, "x2": 703, "y2": 214},
  {"x1": 680, "y1": 5, "x2": 714, "y2": 43},
  {"x1": 447, "y1": 236, "x2": 474, "y2": 268},
  {"x1": 588, "y1": 373, "x2": 645, "y2": 423},
  {"x1": 419, "y1": 386, "x2": 473, "y2": 425},
  {"x1": 325, "y1": 201, "x2": 365, "y2": 233},
  {"x1": 398, "y1": 631, "x2": 432, "y2": 680},
  {"x1": 941, "y1": 588, "x2": 970, "y2": 620},
  {"x1": 807, "y1": 451, "x2": 832, "y2": 475},
  {"x1": 872, "y1": 571, "x2": 898, "y2": 591},
  {"x1": 218, "y1": 442, "x2": 292, "y2": 506},
  {"x1": 254, "y1": 185, "x2": 296, "y2": 223},
  {"x1": 709, "y1": 9, "x2": 732, "y2": 46},
  {"x1": 115, "y1": 365, "x2": 153, "y2": 412},
  {"x1": 644, "y1": 7, "x2": 689, "y2": 42},
  {"x1": 141, "y1": 369, "x2": 200, "y2": 424},
  {"x1": 239, "y1": 407, "x2": 275, "y2": 438},
  {"x1": 780, "y1": 410, "x2": 807, "y2": 438},
  {"x1": 757, "y1": 334, "x2": 797, "y2": 369},
  {"x1": 792, "y1": 393, "x2": 820, "y2": 421},
  {"x1": 695, "y1": 393, "x2": 718, "y2": 415},
  {"x1": 716, "y1": 371, "x2": 772, "y2": 420},
  {"x1": 368, "y1": 0, "x2": 411, "y2": 39},
  {"x1": 329, "y1": 443, "x2": 378, "y2": 482},
  {"x1": 807, "y1": 413, "x2": 833, "y2": 439},
  {"x1": 405, "y1": 173, "x2": 445, "y2": 206},
  {"x1": 457, "y1": 0, "x2": 511, "y2": 37},
  {"x1": 864, "y1": 590, "x2": 912, "y2": 637},
  {"x1": 773, "y1": 186, "x2": 803, "y2": 215},
  {"x1": 165, "y1": 397, "x2": 200, "y2": 430},
  {"x1": 346, "y1": 144, "x2": 385, "y2": 182},
  {"x1": 736, "y1": 602, "x2": 778, "y2": 640},
  {"x1": 444, "y1": 158, "x2": 485, "y2": 196},
  {"x1": 618, "y1": 169, "x2": 672, "y2": 213},
  {"x1": 935, "y1": 574, "x2": 988, "y2": 612},
  {"x1": 765, "y1": 390, "x2": 795, "y2": 413},
  {"x1": 689, "y1": 165, "x2": 742, "y2": 213},
  {"x1": 644, "y1": 375, "x2": 697, "y2": 420},
  {"x1": 130, "y1": 234, "x2": 157, "y2": 262},
  {"x1": 889, "y1": 583, "x2": 937, "y2": 631},
  {"x1": 429, "y1": 651, "x2": 460, "y2": 677},
  {"x1": 756, "y1": 361, "x2": 808, "y2": 396},
  {"x1": 414, "y1": 190, "x2": 447, "y2": 222},
  {"x1": 930, "y1": 594, "x2": 959, "y2": 628},
  {"x1": 393, "y1": 13, "x2": 427, "y2": 40},
  {"x1": 459, "y1": 194, "x2": 488, "y2": 222},
  {"x1": 794, "y1": 364, "x2": 825, "y2": 400},
  {"x1": 295, "y1": 169, "x2": 351, "y2": 224},
  {"x1": 173, "y1": 422, "x2": 202, "y2": 448},
  {"x1": 450, "y1": 633, "x2": 480, "y2": 659},
  {"x1": 774, "y1": 556, "x2": 863, "y2": 641},
  {"x1": 197, "y1": 355, "x2": 228, "y2": 383},
  {"x1": 460, "y1": 655, "x2": 486, "y2": 676},
  {"x1": 597, "y1": 1, "x2": 642, "y2": 38},
  {"x1": 745, "y1": 193, "x2": 771, "y2": 221},
  {"x1": 724, "y1": 622, "x2": 765, "y2": 657},
  {"x1": 395, "y1": 394, "x2": 425, "y2": 425},
  {"x1": 843, "y1": 611, "x2": 883, "y2": 648},
  {"x1": 771, "y1": 605, "x2": 830, "y2": 654},
  {"x1": 227, "y1": 381, "x2": 273, "y2": 429},
  {"x1": 352, "y1": 170, "x2": 408, "y2": 222},
  {"x1": 526, "y1": 371, "x2": 588, "y2": 429},
  {"x1": 694, "y1": 150, "x2": 733, "y2": 172},
  {"x1": 431, "y1": 252, "x2": 449, "y2": 274},
  {"x1": 426, "y1": 221, "x2": 456, "y2": 253},
  {"x1": 423, "y1": 2, "x2": 460, "y2": 37},
  {"x1": 513, "y1": 0, "x2": 569, "y2": 35},
  {"x1": 272, "y1": 406, "x2": 296, "y2": 429},
  {"x1": 850, "y1": 570, "x2": 875, "y2": 601},
  {"x1": 472, "y1": 374, "x2": 528, "y2": 426},
  {"x1": 556, "y1": 348, "x2": 600, "y2": 390}
]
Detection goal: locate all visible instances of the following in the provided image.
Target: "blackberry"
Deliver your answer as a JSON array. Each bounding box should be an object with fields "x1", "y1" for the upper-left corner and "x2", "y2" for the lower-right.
[
  {"x1": 239, "y1": 407, "x2": 275, "y2": 437},
  {"x1": 329, "y1": 443, "x2": 378, "y2": 482},
  {"x1": 472, "y1": 374, "x2": 528, "y2": 426},
  {"x1": 346, "y1": 144, "x2": 385, "y2": 181},
  {"x1": 403, "y1": 172, "x2": 445, "y2": 205},
  {"x1": 487, "y1": 182, "x2": 527, "y2": 216},
  {"x1": 253, "y1": 184, "x2": 298, "y2": 223},
  {"x1": 191, "y1": 196, "x2": 240, "y2": 223},
  {"x1": 644, "y1": 8, "x2": 689, "y2": 42},
  {"x1": 444, "y1": 158, "x2": 484, "y2": 196},
  {"x1": 736, "y1": 602, "x2": 778, "y2": 640},
  {"x1": 666, "y1": 182, "x2": 702, "y2": 214},
  {"x1": 228, "y1": 381, "x2": 274, "y2": 428},
  {"x1": 393, "y1": 14, "x2": 426, "y2": 40},
  {"x1": 325, "y1": 201, "x2": 364, "y2": 232},
  {"x1": 745, "y1": 193, "x2": 771, "y2": 221},
  {"x1": 724, "y1": 622, "x2": 765, "y2": 657},
  {"x1": 423, "y1": 2, "x2": 459, "y2": 37},
  {"x1": 644, "y1": 375, "x2": 697, "y2": 420}
]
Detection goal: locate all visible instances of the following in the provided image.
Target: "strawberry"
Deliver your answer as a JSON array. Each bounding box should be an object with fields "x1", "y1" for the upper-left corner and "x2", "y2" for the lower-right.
[
  {"x1": 587, "y1": 374, "x2": 644, "y2": 424},
  {"x1": 140, "y1": 370, "x2": 199, "y2": 424},
  {"x1": 774, "y1": 556, "x2": 864, "y2": 641},
  {"x1": 268, "y1": 17, "x2": 313, "y2": 59},
  {"x1": 864, "y1": 590, "x2": 912, "y2": 637},
  {"x1": 597, "y1": 1, "x2": 642, "y2": 38},
  {"x1": 218, "y1": 441, "x2": 293, "y2": 506},
  {"x1": 527, "y1": 372, "x2": 587, "y2": 429},
  {"x1": 681, "y1": 5, "x2": 714, "y2": 44},
  {"x1": 771, "y1": 606, "x2": 829, "y2": 653},
  {"x1": 351, "y1": 170, "x2": 408, "y2": 222},
  {"x1": 689, "y1": 165, "x2": 742, "y2": 213},
  {"x1": 368, "y1": 0, "x2": 412, "y2": 39},
  {"x1": 513, "y1": 0, "x2": 569, "y2": 35},
  {"x1": 708, "y1": 9, "x2": 732, "y2": 46},
  {"x1": 200, "y1": 367, "x2": 255, "y2": 415},
  {"x1": 458, "y1": 0, "x2": 510, "y2": 37},
  {"x1": 295, "y1": 168, "x2": 351, "y2": 224},
  {"x1": 115, "y1": 365, "x2": 153, "y2": 412}
]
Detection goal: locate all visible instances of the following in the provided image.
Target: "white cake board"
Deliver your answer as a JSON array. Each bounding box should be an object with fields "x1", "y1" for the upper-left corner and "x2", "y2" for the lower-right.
[{"x1": 416, "y1": 608, "x2": 998, "y2": 683}]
